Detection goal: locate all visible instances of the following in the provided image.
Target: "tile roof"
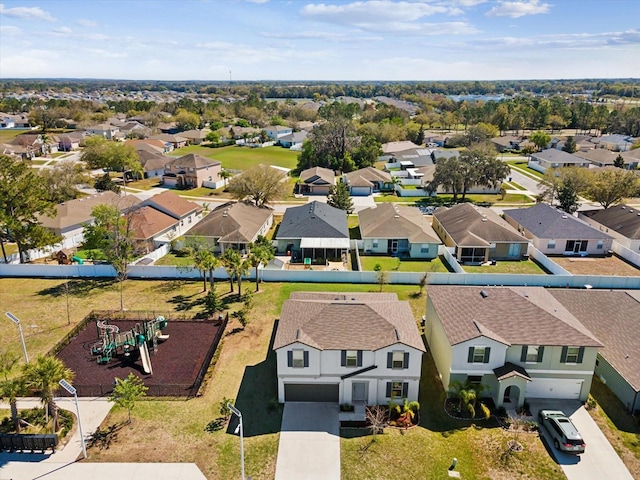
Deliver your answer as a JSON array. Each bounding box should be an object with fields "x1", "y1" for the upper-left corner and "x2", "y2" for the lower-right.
[
  {"x1": 359, "y1": 204, "x2": 440, "y2": 243},
  {"x1": 185, "y1": 201, "x2": 273, "y2": 244},
  {"x1": 274, "y1": 292, "x2": 425, "y2": 352},
  {"x1": 142, "y1": 190, "x2": 201, "y2": 219},
  {"x1": 433, "y1": 203, "x2": 526, "y2": 246},
  {"x1": 503, "y1": 203, "x2": 612, "y2": 240},
  {"x1": 165, "y1": 153, "x2": 221, "y2": 169},
  {"x1": 581, "y1": 204, "x2": 640, "y2": 239},
  {"x1": 300, "y1": 166, "x2": 335, "y2": 186},
  {"x1": 276, "y1": 201, "x2": 348, "y2": 240},
  {"x1": 427, "y1": 286, "x2": 602, "y2": 347},
  {"x1": 549, "y1": 290, "x2": 640, "y2": 391},
  {"x1": 129, "y1": 206, "x2": 177, "y2": 240}
]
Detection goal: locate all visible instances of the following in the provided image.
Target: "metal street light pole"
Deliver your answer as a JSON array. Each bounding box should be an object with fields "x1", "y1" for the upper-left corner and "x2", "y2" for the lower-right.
[
  {"x1": 228, "y1": 403, "x2": 245, "y2": 480},
  {"x1": 59, "y1": 379, "x2": 87, "y2": 459},
  {"x1": 5, "y1": 311, "x2": 29, "y2": 364}
]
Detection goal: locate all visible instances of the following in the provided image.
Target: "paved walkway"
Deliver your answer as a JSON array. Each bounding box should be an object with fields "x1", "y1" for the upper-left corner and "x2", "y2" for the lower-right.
[{"x1": 275, "y1": 402, "x2": 340, "y2": 480}]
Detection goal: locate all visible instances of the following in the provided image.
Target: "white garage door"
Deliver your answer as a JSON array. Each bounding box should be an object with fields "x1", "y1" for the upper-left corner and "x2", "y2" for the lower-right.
[{"x1": 526, "y1": 378, "x2": 582, "y2": 399}]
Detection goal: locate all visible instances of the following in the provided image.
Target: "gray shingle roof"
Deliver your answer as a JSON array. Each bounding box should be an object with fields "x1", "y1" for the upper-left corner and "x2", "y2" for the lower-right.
[
  {"x1": 549, "y1": 290, "x2": 640, "y2": 391},
  {"x1": 344, "y1": 167, "x2": 391, "y2": 185},
  {"x1": 581, "y1": 204, "x2": 640, "y2": 239},
  {"x1": 427, "y1": 286, "x2": 602, "y2": 347},
  {"x1": 300, "y1": 166, "x2": 335, "y2": 186},
  {"x1": 185, "y1": 201, "x2": 272, "y2": 244},
  {"x1": 504, "y1": 203, "x2": 612, "y2": 240},
  {"x1": 165, "y1": 153, "x2": 221, "y2": 169},
  {"x1": 274, "y1": 292, "x2": 425, "y2": 352},
  {"x1": 359, "y1": 204, "x2": 440, "y2": 243},
  {"x1": 276, "y1": 201, "x2": 348, "y2": 240},
  {"x1": 531, "y1": 149, "x2": 585, "y2": 164}
]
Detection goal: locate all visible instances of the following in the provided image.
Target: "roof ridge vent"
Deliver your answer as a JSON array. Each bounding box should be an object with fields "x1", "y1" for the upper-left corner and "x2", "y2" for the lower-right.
[
  {"x1": 480, "y1": 290, "x2": 489, "y2": 298},
  {"x1": 295, "y1": 329, "x2": 300, "y2": 340}
]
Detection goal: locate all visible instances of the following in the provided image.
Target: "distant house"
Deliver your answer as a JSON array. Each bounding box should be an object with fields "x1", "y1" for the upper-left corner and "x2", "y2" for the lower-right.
[
  {"x1": 126, "y1": 138, "x2": 170, "y2": 154},
  {"x1": 528, "y1": 149, "x2": 590, "y2": 173},
  {"x1": 275, "y1": 201, "x2": 349, "y2": 263},
  {"x1": 359, "y1": 204, "x2": 441, "y2": 258},
  {"x1": 579, "y1": 204, "x2": 640, "y2": 251},
  {"x1": 137, "y1": 150, "x2": 167, "y2": 178},
  {"x1": 299, "y1": 166, "x2": 335, "y2": 195},
  {"x1": 433, "y1": 203, "x2": 528, "y2": 263},
  {"x1": 150, "y1": 133, "x2": 188, "y2": 150},
  {"x1": 179, "y1": 129, "x2": 211, "y2": 145},
  {"x1": 183, "y1": 201, "x2": 273, "y2": 254},
  {"x1": 425, "y1": 286, "x2": 602, "y2": 409},
  {"x1": 58, "y1": 132, "x2": 86, "y2": 151},
  {"x1": 163, "y1": 153, "x2": 222, "y2": 189},
  {"x1": 549, "y1": 289, "x2": 640, "y2": 412},
  {"x1": 141, "y1": 190, "x2": 202, "y2": 236},
  {"x1": 0, "y1": 116, "x2": 15, "y2": 129},
  {"x1": 573, "y1": 149, "x2": 638, "y2": 170},
  {"x1": 117, "y1": 121, "x2": 151, "y2": 139},
  {"x1": 381, "y1": 141, "x2": 421, "y2": 156},
  {"x1": 274, "y1": 292, "x2": 425, "y2": 404},
  {"x1": 592, "y1": 134, "x2": 636, "y2": 152},
  {"x1": 264, "y1": 125, "x2": 292, "y2": 140},
  {"x1": 343, "y1": 167, "x2": 392, "y2": 196},
  {"x1": 491, "y1": 135, "x2": 525, "y2": 152},
  {"x1": 279, "y1": 131, "x2": 308, "y2": 149},
  {"x1": 503, "y1": 203, "x2": 613, "y2": 256},
  {"x1": 86, "y1": 123, "x2": 119, "y2": 140}
]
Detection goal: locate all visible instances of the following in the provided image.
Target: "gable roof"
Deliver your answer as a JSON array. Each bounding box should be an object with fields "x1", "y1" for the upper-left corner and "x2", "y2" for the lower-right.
[
  {"x1": 179, "y1": 129, "x2": 211, "y2": 140},
  {"x1": 581, "y1": 204, "x2": 640, "y2": 240},
  {"x1": 573, "y1": 149, "x2": 624, "y2": 165},
  {"x1": 137, "y1": 150, "x2": 167, "y2": 171},
  {"x1": 549, "y1": 290, "x2": 640, "y2": 391},
  {"x1": 185, "y1": 201, "x2": 273, "y2": 243},
  {"x1": 274, "y1": 292, "x2": 425, "y2": 352},
  {"x1": 142, "y1": 190, "x2": 201, "y2": 219},
  {"x1": 504, "y1": 203, "x2": 612, "y2": 240},
  {"x1": 129, "y1": 206, "x2": 177, "y2": 240},
  {"x1": 300, "y1": 166, "x2": 335, "y2": 186},
  {"x1": 165, "y1": 153, "x2": 221, "y2": 169},
  {"x1": 150, "y1": 133, "x2": 189, "y2": 143},
  {"x1": 433, "y1": 203, "x2": 525, "y2": 246},
  {"x1": 381, "y1": 141, "x2": 420, "y2": 154},
  {"x1": 344, "y1": 167, "x2": 391, "y2": 186},
  {"x1": 276, "y1": 201, "x2": 348, "y2": 240},
  {"x1": 427, "y1": 286, "x2": 602, "y2": 347},
  {"x1": 531, "y1": 149, "x2": 585, "y2": 164},
  {"x1": 359, "y1": 204, "x2": 440, "y2": 243}
]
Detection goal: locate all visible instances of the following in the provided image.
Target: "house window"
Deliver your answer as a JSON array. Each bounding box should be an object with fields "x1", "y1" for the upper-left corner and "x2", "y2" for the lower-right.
[
  {"x1": 420, "y1": 244, "x2": 429, "y2": 253},
  {"x1": 547, "y1": 240, "x2": 556, "y2": 249},
  {"x1": 372, "y1": 240, "x2": 379, "y2": 248},
  {"x1": 521, "y1": 345, "x2": 544, "y2": 363},
  {"x1": 597, "y1": 240, "x2": 603, "y2": 250},
  {"x1": 346, "y1": 350, "x2": 358, "y2": 367},
  {"x1": 562, "y1": 346, "x2": 583, "y2": 364},
  {"x1": 389, "y1": 351, "x2": 407, "y2": 369},
  {"x1": 386, "y1": 381, "x2": 408, "y2": 399},
  {"x1": 287, "y1": 349, "x2": 309, "y2": 368},
  {"x1": 468, "y1": 346, "x2": 490, "y2": 364},
  {"x1": 468, "y1": 375, "x2": 482, "y2": 384}
]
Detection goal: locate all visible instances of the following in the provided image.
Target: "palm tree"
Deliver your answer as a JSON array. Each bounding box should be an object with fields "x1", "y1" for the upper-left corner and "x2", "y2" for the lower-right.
[
  {"x1": 221, "y1": 249, "x2": 250, "y2": 296},
  {"x1": 1, "y1": 378, "x2": 26, "y2": 432},
  {"x1": 248, "y1": 240, "x2": 274, "y2": 292},
  {"x1": 219, "y1": 169, "x2": 232, "y2": 188},
  {"x1": 23, "y1": 356, "x2": 74, "y2": 432},
  {"x1": 192, "y1": 247, "x2": 213, "y2": 292},
  {"x1": 202, "y1": 251, "x2": 221, "y2": 291},
  {"x1": 449, "y1": 380, "x2": 487, "y2": 418}
]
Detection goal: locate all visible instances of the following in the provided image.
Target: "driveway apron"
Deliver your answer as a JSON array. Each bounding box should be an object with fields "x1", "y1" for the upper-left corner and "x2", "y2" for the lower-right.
[
  {"x1": 275, "y1": 402, "x2": 340, "y2": 480},
  {"x1": 529, "y1": 399, "x2": 633, "y2": 480}
]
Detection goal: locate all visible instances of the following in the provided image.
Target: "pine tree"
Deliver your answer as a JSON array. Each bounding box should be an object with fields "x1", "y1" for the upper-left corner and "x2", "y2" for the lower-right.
[
  {"x1": 327, "y1": 182, "x2": 354, "y2": 214},
  {"x1": 613, "y1": 154, "x2": 625, "y2": 169}
]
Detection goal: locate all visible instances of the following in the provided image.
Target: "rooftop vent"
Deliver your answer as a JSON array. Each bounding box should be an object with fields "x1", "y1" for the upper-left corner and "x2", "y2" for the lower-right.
[
  {"x1": 482, "y1": 218, "x2": 488, "y2": 222},
  {"x1": 562, "y1": 215, "x2": 567, "y2": 219},
  {"x1": 295, "y1": 329, "x2": 300, "y2": 340},
  {"x1": 395, "y1": 329, "x2": 400, "y2": 341},
  {"x1": 480, "y1": 290, "x2": 489, "y2": 298}
]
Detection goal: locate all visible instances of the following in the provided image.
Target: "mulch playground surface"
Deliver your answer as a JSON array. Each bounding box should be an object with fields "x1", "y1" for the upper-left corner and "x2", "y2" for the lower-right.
[{"x1": 57, "y1": 319, "x2": 223, "y2": 397}]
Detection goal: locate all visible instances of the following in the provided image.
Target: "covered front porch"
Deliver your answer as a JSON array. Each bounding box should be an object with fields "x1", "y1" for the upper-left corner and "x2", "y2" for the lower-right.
[{"x1": 493, "y1": 362, "x2": 531, "y2": 409}]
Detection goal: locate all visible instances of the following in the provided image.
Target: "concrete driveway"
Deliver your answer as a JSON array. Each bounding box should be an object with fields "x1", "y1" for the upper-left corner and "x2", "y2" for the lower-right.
[
  {"x1": 275, "y1": 402, "x2": 340, "y2": 480},
  {"x1": 528, "y1": 399, "x2": 633, "y2": 480}
]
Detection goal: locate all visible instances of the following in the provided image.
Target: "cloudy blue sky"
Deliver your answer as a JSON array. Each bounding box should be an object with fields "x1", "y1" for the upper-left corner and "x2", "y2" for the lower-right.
[{"x1": 1, "y1": 0, "x2": 639, "y2": 81}]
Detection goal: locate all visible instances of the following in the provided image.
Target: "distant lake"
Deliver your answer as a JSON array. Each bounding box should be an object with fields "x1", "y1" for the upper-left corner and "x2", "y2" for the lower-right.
[{"x1": 447, "y1": 94, "x2": 510, "y2": 102}]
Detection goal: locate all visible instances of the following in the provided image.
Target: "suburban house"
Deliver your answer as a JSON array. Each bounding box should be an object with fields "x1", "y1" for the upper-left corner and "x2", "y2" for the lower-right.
[
  {"x1": 491, "y1": 136, "x2": 528, "y2": 152},
  {"x1": 116, "y1": 121, "x2": 151, "y2": 139},
  {"x1": 86, "y1": 123, "x2": 119, "y2": 140},
  {"x1": 359, "y1": 204, "x2": 441, "y2": 259},
  {"x1": 591, "y1": 134, "x2": 636, "y2": 152},
  {"x1": 432, "y1": 203, "x2": 529, "y2": 263},
  {"x1": 573, "y1": 149, "x2": 639, "y2": 170},
  {"x1": 380, "y1": 140, "x2": 421, "y2": 160},
  {"x1": 425, "y1": 286, "x2": 602, "y2": 409},
  {"x1": 179, "y1": 129, "x2": 211, "y2": 145},
  {"x1": 140, "y1": 190, "x2": 202, "y2": 236},
  {"x1": 126, "y1": 138, "x2": 172, "y2": 154},
  {"x1": 274, "y1": 292, "x2": 425, "y2": 404},
  {"x1": 163, "y1": 153, "x2": 222, "y2": 189},
  {"x1": 58, "y1": 132, "x2": 86, "y2": 151},
  {"x1": 579, "y1": 204, "x2": 640, "y2": 251},
  {"x1": 183, "y1": 201, "x2": 273, "y2": 254},
  {"x1": 528, "y1": 149, "x2": 590, "y2": 173},
  {"x1": 128, "y1": 206, "x2": 180, "y2": 253},
  {"x1": 279, "y1": 131, "x2": 308, "y2": 149},
  {"x1": 275, "y1": 201, "x2": 349, "y2": 264},
  {"x1": 549, "y1": 289, "x2": 640, "y2": 412},
  {"x1": 150, "y1": 133, "x2": 188, "y2": 149},
  {"x1": 299, "y1": 166, "x2": 335, "y2": 195},
  {"x1": 36, "y1": 191, "x2": 142, "y2": 239},
  {"x1": 137, "y1": 150, "x2": 167, "y2": 178},
  {"x1": 264, "y1": 125, "x2": 293, "y2": 140},
  {"x1": 343, "y1": 167, "x2": 392, "y2": 196},
  {"x1": 503, "y1": 203, "x2": 613, "y2": 256}
]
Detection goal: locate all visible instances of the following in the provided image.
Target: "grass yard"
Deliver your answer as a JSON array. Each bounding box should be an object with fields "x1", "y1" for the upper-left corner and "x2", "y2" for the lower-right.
[
  {"x1": 125, "y1": 177, "x2": 162, "y2": 190},
  {"x1": 375, "y1": 193, "x2": 532, "y2": 206},
  {"x1": 588, "y1": 377, "x2": 640, "y2": 478},
  {"x1": 169, "y1": 145, "x2": 298, "y2": 171},
  {"x1": 341, "y1": 348, "x2": 565, "y2": 480},
  {"x1": 553, "y1": 255, "x2": 640, "y2": 277},
  {"x1": 462, "y1": 259, "x2": 549, "y2": 275},
  {"x1": 508, "y1": 160, "x2": 544, "y2": 179},
  {"x1": 360, "y1": 255, "x2": 451, "y2": 273},
  {"x1": 0, "y1": 129, "x2": 31, "y2": 144},
  {"x1": 153, "y1": 251, "x2": 196, "y2": 266}
]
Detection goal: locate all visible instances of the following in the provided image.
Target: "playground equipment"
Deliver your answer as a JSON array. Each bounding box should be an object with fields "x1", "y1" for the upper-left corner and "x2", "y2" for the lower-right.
[
  {"x1": 91, "y1": 316, "x2": 169, "y2": 375},
  {"x1": 54, "y1": 251, "x2": 83, "y2": 265}
]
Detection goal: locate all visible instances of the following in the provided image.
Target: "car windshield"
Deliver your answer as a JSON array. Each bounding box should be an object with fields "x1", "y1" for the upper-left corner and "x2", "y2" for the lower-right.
[{"x1": 567, "y1": 438, "x2": 584, "y2": 446}]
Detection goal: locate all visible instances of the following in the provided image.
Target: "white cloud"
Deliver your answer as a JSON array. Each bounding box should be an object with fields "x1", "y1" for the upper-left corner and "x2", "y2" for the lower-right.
[
  {"x1": 77, "y1": 18, "x2": 98, "y2": 28},
  {"x1": 53, "y1": 26, "x2": 72, "y2": 35},
  {"x1": 453, "y1": 0, "x2": 488, "y2": 6},
  {"x1": 301, "y1": 1, "x2": 453, "y2": 25},
  {"x1": 468, "y1": 29, "x2": 640, "y2": 50},
  {"x1": 0, "y1": 25, "x2": 21, "y2": 35},
  {"x1": 84, "y1": 48, "x2": 128, "y2": 59},
  {"x1": 486, "y1": 1, "x2": 550, "y2": 18},
  {"x1": 0, "y1": 3, "x2": 56, "y2": 21},
  {"x1": 244, "y1": 0, "x2": 269, "y2": 3}
]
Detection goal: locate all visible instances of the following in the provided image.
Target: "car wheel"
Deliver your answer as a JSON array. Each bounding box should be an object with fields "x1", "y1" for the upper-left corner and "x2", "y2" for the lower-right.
[{"x1": 554, "y1": 439, "x2": 560, "y2": 450}]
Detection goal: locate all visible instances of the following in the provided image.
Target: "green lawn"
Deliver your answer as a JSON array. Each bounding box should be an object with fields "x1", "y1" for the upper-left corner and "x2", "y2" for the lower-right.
[
  {"x1": 153, "y1": 251, "x2": 196, "y2": 267},
  {"x1": 169, "y1": 145, "x2": 298, "y2": 170},
  {"x1": 508, "y1": 161, "x2": 544, "y2": 179},
  {"x1": 462, "y1": 259, "x2": 548, "y2": 275},
  {"x1": 0, "y1": 129, "x2": 31, "y2": 144},
  {"x1": 375, "y1": 193, "x2": 532, "y2": 205},
  {"x1": 360, "y1": 255, "x2": 451, "y2": 273},
  {"x1": 125, "y1": 178, "x2": 161, "y2": 191}
]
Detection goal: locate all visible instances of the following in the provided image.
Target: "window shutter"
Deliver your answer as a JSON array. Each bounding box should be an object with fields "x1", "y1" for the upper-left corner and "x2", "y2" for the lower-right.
[
  {"x1": 560, "y1": 346, "x2": 568, "y2": 363},
  {"x1": 386, "y1": 382, "x2": 392, "y2": 398},
  {"x1": 387, "y1": 352, "x2": 393, "y2": 368},
  {"x1": 537, "y1": 346, "x2": 544, "y2": 362},
  {"x1": 287, "y1": 351, "x2": 293, "y2": 367},
  {"x1": 303, "y1": 351, "x2": 309, "y2": 368},
  {"x1": 483, "y1": 347, "x2": 491, "y2": 363},
  {"x1": 402, "y1": 383, "x2": 409, "y2": 398},
  {"x1": 341, "y1": 350, "x2": 346, "y2": 367},
  {"x1": 577, "y1": 347, "x2": 585, "y2": 364},
  {"x1": 520, "y1": 345, "x2": 528, "y2": 362},
  {"x1": 468, "y1": 347, "x2": 474, "y2": 363},
  {"x1": 403, "y1": 352, "x2": 409, "y2": 369},
  {"x1": 357, "y1": 350, "x2": 363, "y2": 367}
]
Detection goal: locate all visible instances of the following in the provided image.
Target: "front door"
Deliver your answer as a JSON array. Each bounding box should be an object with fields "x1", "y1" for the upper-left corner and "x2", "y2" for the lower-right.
[
  {"x1": 390, "y1": 240, "x2": 399, "y2": 254},
  {"x1": 352, "y1": 382, "x2": 367, "y2": 403}
]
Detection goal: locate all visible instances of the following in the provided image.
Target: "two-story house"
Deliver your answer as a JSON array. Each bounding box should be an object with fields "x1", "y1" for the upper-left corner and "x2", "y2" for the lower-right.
[
  {"x1": 425, "y1": 286, "x2": 602, "y2": 409},
  {"x1": 274, "y1": 292, "x2": 425, "y2": 405},
  {"x1": 163, "y1": 153, "x2": 222, "y2": 189}
]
